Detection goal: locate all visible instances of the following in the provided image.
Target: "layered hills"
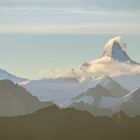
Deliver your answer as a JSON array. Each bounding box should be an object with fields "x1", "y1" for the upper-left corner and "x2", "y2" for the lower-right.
[{"x1": 0, "y1": 106, "x2": 140, "y2": 140}]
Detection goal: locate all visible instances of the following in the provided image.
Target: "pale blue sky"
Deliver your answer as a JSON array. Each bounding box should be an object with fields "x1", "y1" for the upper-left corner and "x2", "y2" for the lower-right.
[{"x1": 0, "y1": 0, "x2": 139, "y2": 79}]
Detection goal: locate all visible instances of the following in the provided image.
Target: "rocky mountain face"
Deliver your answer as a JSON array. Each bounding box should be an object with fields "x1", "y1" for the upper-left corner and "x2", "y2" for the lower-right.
[{"x1": 101, "y1": 36, "x2": 134, "y2": 63}]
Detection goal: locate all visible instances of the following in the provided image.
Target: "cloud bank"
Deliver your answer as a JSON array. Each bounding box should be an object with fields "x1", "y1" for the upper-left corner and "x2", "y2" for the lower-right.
[{"x1": 40, "y1": 57, "x2": 140, "y2": 81}]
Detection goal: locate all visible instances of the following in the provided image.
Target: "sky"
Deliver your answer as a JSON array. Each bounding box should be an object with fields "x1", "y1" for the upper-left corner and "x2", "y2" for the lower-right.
[
  {"x1": 0, "y1": 0, "x2": 140, "y2": 34},
  {"x1": 0, "y1": 0, "x2": 140, "y2": 79}
]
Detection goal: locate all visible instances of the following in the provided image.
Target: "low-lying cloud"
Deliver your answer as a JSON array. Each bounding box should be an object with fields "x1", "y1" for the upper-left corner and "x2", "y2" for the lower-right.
[{"x1": 40, "y1": 57, "x2": 140, "y2": 81}]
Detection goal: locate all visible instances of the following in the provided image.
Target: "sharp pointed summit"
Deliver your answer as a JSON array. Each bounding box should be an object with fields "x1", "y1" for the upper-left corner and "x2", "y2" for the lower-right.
[
  {"x1": 101, "y1": 36, "x2": 137, "y2": 64},
  {"x1": 80, "y1": 36, "x2": 140, "y2": 77}
]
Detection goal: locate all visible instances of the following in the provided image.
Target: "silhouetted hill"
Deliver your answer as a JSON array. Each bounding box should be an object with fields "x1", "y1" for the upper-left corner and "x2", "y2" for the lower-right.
[
  {"x1": 0, "y1": 80, "x2": 52, "y2": 116},
  {"x1": 0, "y1": 106, "x2": 140, "y2": 140}
]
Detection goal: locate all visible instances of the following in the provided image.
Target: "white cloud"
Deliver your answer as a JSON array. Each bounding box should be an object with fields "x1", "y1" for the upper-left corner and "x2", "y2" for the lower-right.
[
  {"x1": 83, "y1": 57, "x2": 140, "y2": 77},
  {"x1": 0, "y1": 6, "x2": 139, "y2": 35},
  {"x1": 40, "y1": 57, "x2": 140, "y2": 80},
  {"x1": 1, "y1": 6, "x2": 140, "y2": 16},
  {"x1": 0, "y1": 0, "x2": 79, "y2": 6},
  {"x1": 105, "y1": 36, "x2": 126, "y2": 50},
  {"x1": 0, "y1": 24, "x2": 139, "y2": 34},
  {"x1": 40, "y1": 69, "x2": 75, "y2": 79},
  {"x1": 0, "y1": 6, "x2": 139, "y2": 34}
]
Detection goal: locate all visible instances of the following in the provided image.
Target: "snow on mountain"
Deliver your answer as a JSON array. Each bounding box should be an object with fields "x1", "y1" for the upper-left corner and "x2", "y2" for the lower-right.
[
  {"x1": 60, "y1": 84, "x2": 120, "y2": 116},
  {"x1": 113, "y1": 73, "x2": 140, "y2": 91},
  {"x1": 60, "y1": 84, "x2": 140, "y2": 117},
  {"x1": 18, "y1": 36, "x2": 140, "y2": 117},
  {"x1": 97, "y1": 76, "x2": 129, "y2": 96},
  {"x1": 80, "y1": 36, "x2": 140, "y2": 78},
  {"x1": 0, "y1": 69, "x2": 27, "y2": 83},
  {"x1": 20, "y1": 78, "x2": 95, "y2": 104},
  {"x1": 60, "y1": 76, "x2": 128, "y2": 107},
  {"x1": 101, "y1": 36, "x2": 134, "y2": 63},
  {"x1": 21, "y1": 75, "x2": 128, "y2": 105},
  {"x1": 120, "y1": 88, "x2": 140, "y2": 117}
]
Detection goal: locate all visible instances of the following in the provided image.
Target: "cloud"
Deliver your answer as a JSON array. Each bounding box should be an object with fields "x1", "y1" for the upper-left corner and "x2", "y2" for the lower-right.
[
  {"x1": 39, "y1": 35, "x2": 140, "y2": 80},
  {"x1": 105, "y1": 36, "x2": 126, "y2": 51},
  {"x1": 0, "y1": 24, "x2": 139, "y2": 34},
  {"x1": 40, "y1": 57, "x2": 140, "y2": 81},
  {"x1": 0, "y1": 6, "x2": 139, "y2": 35},
  {"x1": 0, "y1": 0, "x2": 79, "y2": 7},
  {"x1": 80, "y1": 0, "x2": 140, "y2": 11},
  {"x1": 0, "y1": 0, "x2": 140, "y2": 11},
  {"x1": 0, "y1": 3, "x2": 139, "y2": 35},
  {"x1": 83, "y1": 57, "x2": 140, "y2": 77},
  {"x1": 40, "y1": 69, "x2": 72, "y2": 79},
  {"x1": 1, "y1": 6, "x2": 140, "y2": 16}
]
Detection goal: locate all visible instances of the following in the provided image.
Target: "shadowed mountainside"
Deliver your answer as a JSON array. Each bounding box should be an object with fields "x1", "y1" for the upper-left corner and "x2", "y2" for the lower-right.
[
  {"x1": 0, "y1": 80, "x2": 52, "y2": 116},
  {"x1": 0, "y1": 105, "x2": 140, "y2": 140},
  {"x1": 121, "y1": 88, "x2": 140, "y2": 117}
]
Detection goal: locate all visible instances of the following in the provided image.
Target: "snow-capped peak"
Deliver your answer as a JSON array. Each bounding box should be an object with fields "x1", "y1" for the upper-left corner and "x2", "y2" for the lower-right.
[
  {"x1": 101, "y1": 36, "x2": 133, "y2": 63},
  {"x1": 80, "y1": 36, "x2": 140, "y2": 78},
  {"x1": 105, "y1": 36, "x2": 126, "y2": 51}
]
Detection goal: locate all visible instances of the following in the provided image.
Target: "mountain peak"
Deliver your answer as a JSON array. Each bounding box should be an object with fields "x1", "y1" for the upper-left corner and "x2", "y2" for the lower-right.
[
  {"x1": 105, "y1": 36, "x2": 126, "y2": 50},
  {"x1": 101, "y1": 36, "x2": 133, "y2": 63}
]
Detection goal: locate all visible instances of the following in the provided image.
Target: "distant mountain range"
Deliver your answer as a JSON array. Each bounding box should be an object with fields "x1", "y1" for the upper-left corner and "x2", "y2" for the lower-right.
[
  {"x1": 0, "y1": 36, "x2": 140, "y2": 117},
  {"x1": 0, "y1": 69, "x2": 27, "y2": 83},
  {"x1": 60, "y1": 81, "x2": 140, "y2": 117}
]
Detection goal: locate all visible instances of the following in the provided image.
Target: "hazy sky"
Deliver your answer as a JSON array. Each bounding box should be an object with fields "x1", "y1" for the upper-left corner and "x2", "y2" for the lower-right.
[
  {"x1": 0, "y1": 0, "x2": 139, "y2": 79},
  {"x1": 0, "y1": 0, "x2": 140, "y2": 34}
]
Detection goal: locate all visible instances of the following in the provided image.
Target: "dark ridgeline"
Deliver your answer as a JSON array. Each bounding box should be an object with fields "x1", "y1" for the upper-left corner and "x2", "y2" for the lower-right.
[
  {"x1": 0, "y1": 105, "x2": 140, "y2": 140},
  {"x1": 0, "y1": 80, "x2": 52, "y2": 116}
]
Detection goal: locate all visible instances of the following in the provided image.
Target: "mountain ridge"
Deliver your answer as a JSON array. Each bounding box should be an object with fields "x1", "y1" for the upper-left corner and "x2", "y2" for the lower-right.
[
  {"x1": 0, "y1": 79, "x2": 53, "y2": 116},
  {"x1": 0, "y1": 68, "x2": 28, "y2": 83},
  {"x1": 0, "y1": 106, "x2": 140, "y2": 140}
]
